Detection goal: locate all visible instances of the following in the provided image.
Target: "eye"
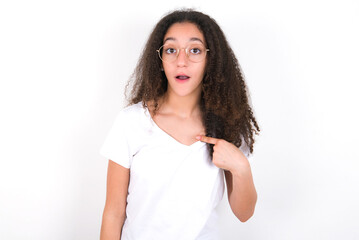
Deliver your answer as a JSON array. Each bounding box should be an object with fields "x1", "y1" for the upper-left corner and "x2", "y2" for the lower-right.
[
  {"x1": 190, "y1": 48, "x2": 202, "y2": 55},
  {"x1": 164, "y1": 47, "x2": 177, "y2": 54}
]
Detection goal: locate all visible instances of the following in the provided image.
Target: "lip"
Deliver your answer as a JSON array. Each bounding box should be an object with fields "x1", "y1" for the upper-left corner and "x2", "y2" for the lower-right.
[{"x1": 175, "y1": 73, "x2": 190, "y2": 83}]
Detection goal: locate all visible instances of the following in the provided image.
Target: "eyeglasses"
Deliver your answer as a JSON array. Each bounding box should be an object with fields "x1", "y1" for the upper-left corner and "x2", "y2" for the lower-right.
[{"x1": 156, "y1": 44, "x2": 209, "y2": 63}]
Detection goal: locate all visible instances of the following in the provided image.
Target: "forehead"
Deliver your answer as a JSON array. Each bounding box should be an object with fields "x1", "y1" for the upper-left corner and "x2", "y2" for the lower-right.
[{"x1": 163, "y1": 22, "x2": 205, "y2": 44}]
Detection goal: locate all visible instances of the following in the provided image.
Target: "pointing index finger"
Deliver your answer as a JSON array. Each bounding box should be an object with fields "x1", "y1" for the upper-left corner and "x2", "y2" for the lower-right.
[{"x1": 196, "y1": 135, "x2": 218, "y2": 145}]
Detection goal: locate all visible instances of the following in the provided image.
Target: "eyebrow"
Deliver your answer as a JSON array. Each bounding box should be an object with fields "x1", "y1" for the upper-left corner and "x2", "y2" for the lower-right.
[{"x1": 163, "y1": 37, "x2": 204, "y2": 44}]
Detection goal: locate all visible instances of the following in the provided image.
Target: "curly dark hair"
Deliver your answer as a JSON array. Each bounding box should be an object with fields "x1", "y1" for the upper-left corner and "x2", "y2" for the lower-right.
[{"x1": 124, "y1": 9, "x2": 260, "y2": 156}]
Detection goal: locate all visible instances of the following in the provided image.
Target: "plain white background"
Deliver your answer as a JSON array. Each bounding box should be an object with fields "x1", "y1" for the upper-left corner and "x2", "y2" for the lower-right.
[{"x1": 1, "y1": 0, "x2": 358, "y2": 239}]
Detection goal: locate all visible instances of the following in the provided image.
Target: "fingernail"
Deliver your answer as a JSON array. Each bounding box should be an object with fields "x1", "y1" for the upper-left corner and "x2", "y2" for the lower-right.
[{"x1": 196, "y1": 136, "x2": 201, "y2": 140}]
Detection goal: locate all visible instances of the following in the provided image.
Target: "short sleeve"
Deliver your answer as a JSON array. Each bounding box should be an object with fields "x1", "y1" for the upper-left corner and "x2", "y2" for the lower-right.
[
  {"x1": 100, "y1": 111, "x2": 132, "y2": 168},
  {"x1": 239, "y1": 141, "x2": 251, "y2": 159}
]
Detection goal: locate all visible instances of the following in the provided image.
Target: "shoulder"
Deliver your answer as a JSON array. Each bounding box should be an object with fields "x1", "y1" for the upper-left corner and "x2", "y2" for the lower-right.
[
  {"x1": 121, "y1": 101, "x2": 144, "y2": 114},
  {"x1": 116, "y1": 102, "x2": 146, "y2": 122},
  {"x1": 112, "y1": 102, "x2": 152, "y2": 136}
]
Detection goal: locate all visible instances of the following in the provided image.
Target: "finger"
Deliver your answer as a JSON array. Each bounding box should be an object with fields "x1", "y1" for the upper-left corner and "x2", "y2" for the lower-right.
[{"x1": 196, "y1": 135, "x2": 219, "y2": 145}]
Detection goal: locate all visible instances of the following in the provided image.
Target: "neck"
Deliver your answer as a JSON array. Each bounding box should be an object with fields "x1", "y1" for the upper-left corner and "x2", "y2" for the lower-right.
[{"x1": 160, "y1": 91, "x2": 202, "y2": 119}]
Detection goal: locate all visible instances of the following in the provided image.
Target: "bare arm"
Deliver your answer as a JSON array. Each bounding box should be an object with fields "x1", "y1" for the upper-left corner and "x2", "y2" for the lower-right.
[
  {"x1": 224, "y1": 164, "x2": 257, "y2": 222},
  {"x1": 100, "y1": 160, "x2": 130, "y2": 240},
  {"x1": 196, "y1": 135, "x2": 257, "y2": 222}
]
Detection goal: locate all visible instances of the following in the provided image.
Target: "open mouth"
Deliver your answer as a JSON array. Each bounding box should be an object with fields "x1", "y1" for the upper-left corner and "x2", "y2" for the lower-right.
[{"x1": 176, "y1": 75, "x2": 190, "y2": 80}]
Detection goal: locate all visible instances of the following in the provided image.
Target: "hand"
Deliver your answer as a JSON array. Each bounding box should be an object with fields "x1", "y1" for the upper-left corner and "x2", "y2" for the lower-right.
[{"x1": 196, "y1": 135, "x2": 250, "y2": 174}]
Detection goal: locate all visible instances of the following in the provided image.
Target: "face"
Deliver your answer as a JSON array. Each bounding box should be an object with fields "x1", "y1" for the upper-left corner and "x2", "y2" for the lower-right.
[{"x1": 161, "y1": 22, "x2": 207, "y2": 99}]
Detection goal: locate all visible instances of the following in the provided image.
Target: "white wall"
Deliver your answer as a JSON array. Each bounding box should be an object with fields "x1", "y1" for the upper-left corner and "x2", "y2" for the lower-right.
[{"x1": 1, "y1": 0, "x2": 358, "y2": 239}]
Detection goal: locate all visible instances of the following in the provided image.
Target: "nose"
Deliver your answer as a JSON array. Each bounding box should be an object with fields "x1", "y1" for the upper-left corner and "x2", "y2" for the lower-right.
[{"x1": 176, "y1": 48, "x2": 188, "y2": 67}]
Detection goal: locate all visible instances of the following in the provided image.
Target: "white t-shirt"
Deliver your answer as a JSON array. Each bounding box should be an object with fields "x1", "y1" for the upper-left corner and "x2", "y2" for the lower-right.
[{"x1": 100, "y1": 102, "x2": 248, "y2": 239}]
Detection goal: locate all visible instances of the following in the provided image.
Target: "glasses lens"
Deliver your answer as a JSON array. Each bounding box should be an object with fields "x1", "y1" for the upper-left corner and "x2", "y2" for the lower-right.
[
  {"x1": 159, "y1": 44, "x2": 177, "y2": 62},
  {"x1": 187, "y1": 44, "x2": 207, "y2": 62}
]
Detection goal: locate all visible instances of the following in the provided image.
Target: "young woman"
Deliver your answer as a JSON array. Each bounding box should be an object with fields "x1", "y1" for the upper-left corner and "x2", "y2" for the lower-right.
[{"x1": 100, "y1": 9, "x2": 260, "y2": 240}]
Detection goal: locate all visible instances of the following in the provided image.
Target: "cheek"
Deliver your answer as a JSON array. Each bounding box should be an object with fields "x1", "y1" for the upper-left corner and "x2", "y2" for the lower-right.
[
  {"x1": 162, "y1": 63, "x2": 169, "y2": 72},
  {"x1": 196, "y1": 63, "x2": 207, "y2": 78},
  {"x1": 162, "y1": 64, "x2": 173, "y2": 78}
]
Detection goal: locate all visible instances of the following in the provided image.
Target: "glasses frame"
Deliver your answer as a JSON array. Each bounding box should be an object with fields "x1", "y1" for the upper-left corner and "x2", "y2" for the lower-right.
[{"x1": 156, "y1": 44, "x2": 210, "y2": 63}]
